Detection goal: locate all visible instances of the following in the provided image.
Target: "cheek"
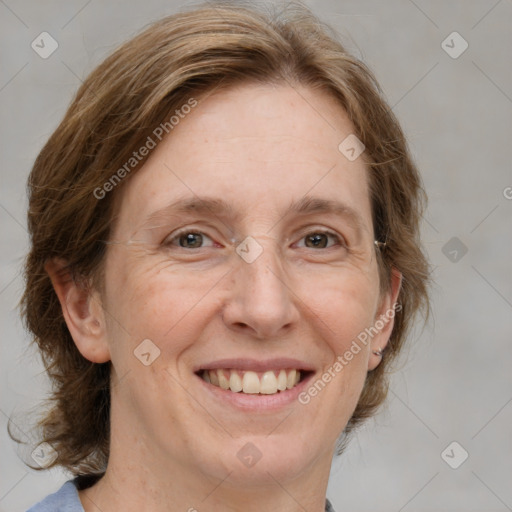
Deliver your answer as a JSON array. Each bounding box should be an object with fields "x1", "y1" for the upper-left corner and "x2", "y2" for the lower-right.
[
  {"x1": 303, "y1": 270, "x2": 379, "y2": 347},
  {"x1": 105, "y1": 254, "x2": 224, "y2": 352}
]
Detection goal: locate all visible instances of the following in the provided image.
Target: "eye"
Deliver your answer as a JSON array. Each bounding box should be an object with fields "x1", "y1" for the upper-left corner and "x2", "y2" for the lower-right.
[
  {"x1": 164, "y1": 230, "x2": 216, "y2": 249},
  {"x1": 295, "y1": 230, "x2": 346, "y2": 249}
]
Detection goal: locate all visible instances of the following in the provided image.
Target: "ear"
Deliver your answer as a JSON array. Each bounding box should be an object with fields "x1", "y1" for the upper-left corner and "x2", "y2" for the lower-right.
[
  {"x1": 45, "y1": 258, "x2": 111, "y2": 363},
  {"x1": 368, "y1": 268, "x2": 402, "y2": 371}
]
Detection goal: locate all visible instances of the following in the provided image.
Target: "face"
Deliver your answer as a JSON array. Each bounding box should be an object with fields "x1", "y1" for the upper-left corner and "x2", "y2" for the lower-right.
[{"x1": 95, "y1": 83, "x2": 396, "y2": 488}]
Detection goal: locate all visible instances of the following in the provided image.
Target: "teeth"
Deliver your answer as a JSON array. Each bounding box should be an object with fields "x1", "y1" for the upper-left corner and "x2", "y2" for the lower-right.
[
  {"x1": 260, "y1": 371, "x2": 278, "y2": 394},
  {"x1": 229, "y1": 372, "x2": 243, "y2": 392},
  {"x1": 201, "y1": 368, "x2": 303, "y2": 395},
  {"x1": 217, "y1": 371, "x2": 230, "y2": 390},
  {"x1": 209, "y1": 370, "x2": 219, "y2": 386},
  {"x1": 277, "y1": 370, "x2": 287, "y2": 391},
  {"x1": 286, "y1": 369, "x2": 297, "y2": 389},
  {"x1": 242, "y1": 372, "x2": 260, "y2": 394}
]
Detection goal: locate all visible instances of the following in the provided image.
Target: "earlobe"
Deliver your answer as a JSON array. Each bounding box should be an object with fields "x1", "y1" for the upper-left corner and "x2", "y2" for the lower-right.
[
  {"x1": 45, "y1": 258, "x2": 111, "y2": 363},
  {"x1": 368, "y1": 268, "x2": 402, "y2": 371}
]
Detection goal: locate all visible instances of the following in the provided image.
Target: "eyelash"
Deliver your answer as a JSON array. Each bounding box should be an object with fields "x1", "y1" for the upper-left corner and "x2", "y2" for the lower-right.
[{"x1": 164, "y1": 228, "x2": 348, "y2": 250}]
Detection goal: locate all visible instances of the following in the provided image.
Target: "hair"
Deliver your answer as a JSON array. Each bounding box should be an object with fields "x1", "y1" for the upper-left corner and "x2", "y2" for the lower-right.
[{"x1": 12, "y1": 0, "x2": 430, "y2": 475}]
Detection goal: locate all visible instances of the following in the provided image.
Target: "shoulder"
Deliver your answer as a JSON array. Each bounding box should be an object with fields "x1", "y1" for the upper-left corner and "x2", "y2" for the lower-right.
[
  {"x1": 26, "y1": 480, "x2": 83, "y2": 512},
  {"x1": 26, "y1": 478, "x2": 333, "y2": 511}
]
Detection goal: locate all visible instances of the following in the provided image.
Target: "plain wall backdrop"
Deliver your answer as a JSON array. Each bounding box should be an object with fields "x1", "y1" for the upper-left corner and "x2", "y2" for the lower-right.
[{"x1": 1, "y1": 1, "x2": 511, "y2": 511}]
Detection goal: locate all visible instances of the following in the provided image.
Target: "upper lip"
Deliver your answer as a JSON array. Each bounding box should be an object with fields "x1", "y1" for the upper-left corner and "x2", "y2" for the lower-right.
[{"x1": 194, "y1": 358, "x2": 315, "y2": 373}]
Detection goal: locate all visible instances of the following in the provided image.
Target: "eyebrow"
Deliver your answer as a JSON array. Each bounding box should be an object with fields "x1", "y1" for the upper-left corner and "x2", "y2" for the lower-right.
[
  {"x1": 141, "y1": 195, "x2": 367, "y2": 236},
  {"x1": 141, "y1": 196, "x2": 241, "y2": 228},
  {"x1": 285, "y1": 196, "x2": 366, "y2": 234}
]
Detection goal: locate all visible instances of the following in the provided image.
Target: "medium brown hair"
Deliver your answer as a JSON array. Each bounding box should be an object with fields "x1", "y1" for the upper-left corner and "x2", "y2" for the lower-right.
[{"x1": 12, "y1": 0, "x2": 430, "y2": 474}]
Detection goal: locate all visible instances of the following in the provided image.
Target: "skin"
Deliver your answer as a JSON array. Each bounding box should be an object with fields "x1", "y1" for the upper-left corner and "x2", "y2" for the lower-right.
[{"x1": 47, "y1": 83, "x2": 401, "y2": 512}]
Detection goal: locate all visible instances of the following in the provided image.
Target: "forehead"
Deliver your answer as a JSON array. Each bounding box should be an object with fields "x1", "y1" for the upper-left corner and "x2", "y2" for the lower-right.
[{"x1": 112, "y1": 83, "x2": 373, "y2": 237}]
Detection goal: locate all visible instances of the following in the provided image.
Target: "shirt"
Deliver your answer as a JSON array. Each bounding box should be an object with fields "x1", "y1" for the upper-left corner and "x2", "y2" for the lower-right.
[{"x1": 27, "y1": 475, "x2": 337, "y2": 511}]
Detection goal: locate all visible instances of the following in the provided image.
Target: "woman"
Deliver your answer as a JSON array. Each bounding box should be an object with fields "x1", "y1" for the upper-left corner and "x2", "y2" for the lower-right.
[{"x1": 17, "y1": 1, "x2": 430, "y2": 510}]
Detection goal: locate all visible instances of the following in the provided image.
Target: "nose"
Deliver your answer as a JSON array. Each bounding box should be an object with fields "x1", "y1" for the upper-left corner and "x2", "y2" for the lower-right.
[{"x1": 222, "y1": 236, "x2": 300, "y2": 339}]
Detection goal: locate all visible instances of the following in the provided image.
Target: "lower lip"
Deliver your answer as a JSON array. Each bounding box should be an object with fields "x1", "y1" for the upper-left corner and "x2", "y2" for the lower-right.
[{"x1": 195, "y1": 372, "x2": 315, "y2": 412}]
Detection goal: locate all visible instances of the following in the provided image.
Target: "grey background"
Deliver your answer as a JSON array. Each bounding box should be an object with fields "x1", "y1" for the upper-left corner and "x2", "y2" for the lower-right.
[{"x1": 1, "y1": 1, "x2": 511, "y2": 511}]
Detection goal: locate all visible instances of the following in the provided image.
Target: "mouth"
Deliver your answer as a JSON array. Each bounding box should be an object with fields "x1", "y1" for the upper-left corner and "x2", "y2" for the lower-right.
[
  {"x1": 196, "y1": 368, "x2": 312, "y2": 395},
  {"x1": 193, "y1": 358, "x2": 316, "y2": 411}
]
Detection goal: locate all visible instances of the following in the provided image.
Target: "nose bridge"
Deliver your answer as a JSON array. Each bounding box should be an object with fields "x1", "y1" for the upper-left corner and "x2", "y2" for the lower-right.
[
  {"x1": 248, "y1": 234, "x2": 284, "y2": 279},
  {"x1": 226, "y1": 233, "x2": 298, "y2": 337},
  {"x1": 237, "y1": 234, "x2": 287, "y2": 299}
]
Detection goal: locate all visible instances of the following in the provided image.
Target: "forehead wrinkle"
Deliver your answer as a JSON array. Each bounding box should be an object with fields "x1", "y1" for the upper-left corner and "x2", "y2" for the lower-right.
[
  {"x1": 135, "y1": 194, "x2": 369, "y2": 239},
  {"x1": 132, "y1": 196, "x2": 240, "y2": 238}
]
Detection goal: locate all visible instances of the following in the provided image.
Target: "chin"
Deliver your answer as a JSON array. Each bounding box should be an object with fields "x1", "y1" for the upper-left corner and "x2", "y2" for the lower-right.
[{"x1": 200, "y1": 434, "x2": 324, "y2": 486}]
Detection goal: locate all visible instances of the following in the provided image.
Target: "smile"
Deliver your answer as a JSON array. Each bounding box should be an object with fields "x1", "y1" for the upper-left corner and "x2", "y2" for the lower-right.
[{"x1": 200, "y1": 368, "x2": 304, "y2": 395}]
